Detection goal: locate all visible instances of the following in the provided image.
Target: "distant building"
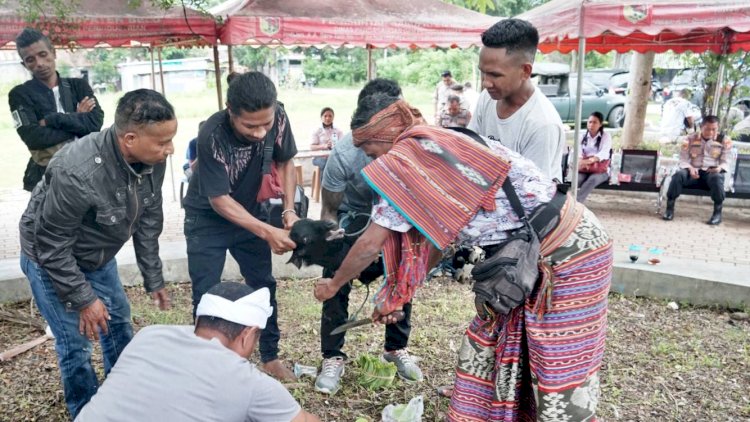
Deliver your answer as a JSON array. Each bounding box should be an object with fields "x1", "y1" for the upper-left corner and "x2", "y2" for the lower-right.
[
  {"x1": 276, "y1": 52, "x2": 305, "y2": 87},
  {"x1": 118, "y1": 57, "x2": 217, "y2": 93},
  {"x1": 0, "y1": 60, "x2": 30, "y2": 85}
]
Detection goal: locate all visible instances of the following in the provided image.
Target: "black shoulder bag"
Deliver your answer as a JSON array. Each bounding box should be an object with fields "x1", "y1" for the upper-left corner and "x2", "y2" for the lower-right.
[{"x1": 448, "y1": 127, "x2": 543, "y2": 318}]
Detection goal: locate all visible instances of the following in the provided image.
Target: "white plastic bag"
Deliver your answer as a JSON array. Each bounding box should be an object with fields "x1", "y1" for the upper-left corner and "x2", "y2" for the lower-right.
[{"x1": 381, "y1": 395, "x2": 423, "y2": 422}]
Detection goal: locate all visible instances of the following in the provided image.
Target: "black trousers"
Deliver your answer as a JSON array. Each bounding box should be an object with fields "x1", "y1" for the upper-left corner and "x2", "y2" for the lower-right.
[
  {"x1": 185, "y1": 212, "x2": 281, "y2": 363},
  {"x1": 320, "y1": 213, "x2": 412, "y2": 360},
  {"x1": 667, "y1": 169, "x2": 725, "y2": 204}
]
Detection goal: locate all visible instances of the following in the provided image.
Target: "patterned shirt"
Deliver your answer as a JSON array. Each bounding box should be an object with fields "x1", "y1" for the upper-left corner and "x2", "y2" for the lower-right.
[
  {"x1": 371, "y1": 138, "x2": 556, "y2": 247},
  {"x1": 182, "y1": 107, "x2": 297, "y2": 216}
]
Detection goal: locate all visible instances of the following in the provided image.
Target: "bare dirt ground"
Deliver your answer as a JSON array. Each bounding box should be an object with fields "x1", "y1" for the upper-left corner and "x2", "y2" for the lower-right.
[{"x1": 1, "y1": 279, "x2": 749, "y2": 421}]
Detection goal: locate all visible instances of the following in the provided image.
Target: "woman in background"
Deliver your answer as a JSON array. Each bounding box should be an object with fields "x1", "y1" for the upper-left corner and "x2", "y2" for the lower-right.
[
  {"x1": 310, "y1": 107, "x2": 343, "y2": 173},
  {"x1": 577, "y1": 111, "x2": 612, "y2": 203}
]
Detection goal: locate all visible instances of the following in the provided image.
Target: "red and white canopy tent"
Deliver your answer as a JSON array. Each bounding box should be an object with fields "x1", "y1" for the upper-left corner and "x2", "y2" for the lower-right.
[
  {"x1": 517, "y1": 0, "x2": 750, "y2": 195},
  {"x1": 521, "y1": 0, "x2": 750, "y2": 55},
  {"x1": 212, "y1": 0, "x2": 497, "y2": 49},
  {"x1": 0, "y1": 0, "x2": 217, "y2": 48},
  {"x1": 210, "y1": 0, "x2": 498, "y2": 99},
  {"x1": 1, "y1": 0, "x2": 217, "y2": 200}
]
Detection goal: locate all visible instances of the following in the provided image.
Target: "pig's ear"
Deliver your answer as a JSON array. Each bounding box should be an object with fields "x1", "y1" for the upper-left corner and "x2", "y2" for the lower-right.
[{"x1": 325, "y1": 228, "x2": 345, "y2": 241}]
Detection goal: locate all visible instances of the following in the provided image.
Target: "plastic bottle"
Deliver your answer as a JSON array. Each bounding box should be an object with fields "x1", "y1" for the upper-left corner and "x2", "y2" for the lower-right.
[{"x1": 609, "y1": 149, "x2": 621, "y2": 185}]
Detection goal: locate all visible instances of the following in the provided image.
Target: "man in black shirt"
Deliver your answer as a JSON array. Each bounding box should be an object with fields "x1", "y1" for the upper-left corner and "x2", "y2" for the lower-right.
[
  {"x1": 9, "y1": 28, "x2": 104, "y2": 191},
  {"x1": 182, "y1": 72, "x2": 299, "y2": 381}
]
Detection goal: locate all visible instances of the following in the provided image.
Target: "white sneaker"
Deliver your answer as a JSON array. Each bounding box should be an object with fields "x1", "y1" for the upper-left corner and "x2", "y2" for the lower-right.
[
  {"x1": 314, "y1": 356, "x2": 345, "y2": 394},
  {"x1": 382, "y1": 349, "x2": 423, "y2": 382}
]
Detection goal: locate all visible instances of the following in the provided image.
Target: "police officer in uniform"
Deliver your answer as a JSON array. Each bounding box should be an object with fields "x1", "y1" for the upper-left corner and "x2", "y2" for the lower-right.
[{"x1": 663, "y1": 115, "x2": 732, "y2": 225}]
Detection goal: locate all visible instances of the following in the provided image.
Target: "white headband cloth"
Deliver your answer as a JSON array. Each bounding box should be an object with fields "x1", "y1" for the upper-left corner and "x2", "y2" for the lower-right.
[{"x1": 196, "y1": 287, "x2": 273, "y2": 329}]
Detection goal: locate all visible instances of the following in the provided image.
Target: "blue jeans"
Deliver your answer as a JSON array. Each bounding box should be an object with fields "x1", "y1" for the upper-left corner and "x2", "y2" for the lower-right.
[
  {"x1": 20, "y1": 254, "x2": 133, "y2": 419},
  {"x1": 184, "y1": 212, "x2": 280, "y2": 363}
]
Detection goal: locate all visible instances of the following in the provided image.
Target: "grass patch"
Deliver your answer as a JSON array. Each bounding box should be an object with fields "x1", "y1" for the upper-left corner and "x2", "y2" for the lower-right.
[{"x1": 2, "y1": 281, "x2": 749, "y2": 421}]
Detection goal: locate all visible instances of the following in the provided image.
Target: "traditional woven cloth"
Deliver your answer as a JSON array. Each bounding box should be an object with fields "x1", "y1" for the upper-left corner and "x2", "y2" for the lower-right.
[
  {"x1": 361, "y1": 125, "x2": 512, "y2": 314},
  {"x1": 352, "y1": 99, "x2": 425, "y2": 146},
  {"x1": 448, "y1": 199, "x2": 613, "y2": 422}
]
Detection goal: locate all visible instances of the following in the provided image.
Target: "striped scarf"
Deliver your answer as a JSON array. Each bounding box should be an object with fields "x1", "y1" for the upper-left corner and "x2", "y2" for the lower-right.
[
  {"x1": 352, "y1": 100, "x2": 425, "y2": 146},
  {"x1": 362, "y1": 125, "x2": 512, "y2": 314}
]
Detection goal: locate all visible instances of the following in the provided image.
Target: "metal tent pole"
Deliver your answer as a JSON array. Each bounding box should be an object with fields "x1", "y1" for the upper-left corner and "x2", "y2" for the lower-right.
[
  {"x1": 570, "y1": 5, "x2": 587, "y2": 199},
  {"x1": 157, "y1": 47, "x2": 177, "y2": 202}
]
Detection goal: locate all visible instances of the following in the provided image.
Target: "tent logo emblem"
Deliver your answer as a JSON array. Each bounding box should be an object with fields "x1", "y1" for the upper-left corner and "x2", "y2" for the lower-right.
[
  {"x1": 622, "y1": 5, "x2": 651, "y2": 24},
  {"x1": 260, "y1": 17, "x2": 281, "y2": 36}
]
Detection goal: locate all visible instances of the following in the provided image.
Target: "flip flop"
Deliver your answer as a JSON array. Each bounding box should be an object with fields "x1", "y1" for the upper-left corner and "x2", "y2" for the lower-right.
[{"x1": 436, "y1": 385, "x2": 454, "y2": 398}]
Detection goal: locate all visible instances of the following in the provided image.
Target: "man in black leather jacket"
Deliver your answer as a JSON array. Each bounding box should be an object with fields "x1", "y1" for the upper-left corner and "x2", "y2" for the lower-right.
[
  {"x1": 19, "y1": 89, "x2": 176, "y2": 419},
  {"x1": 9, "y1": 27, "x2": 104, "y2": 191}
]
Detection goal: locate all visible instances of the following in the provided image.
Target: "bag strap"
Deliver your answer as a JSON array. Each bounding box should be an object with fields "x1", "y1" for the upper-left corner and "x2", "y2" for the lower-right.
[
  {"x1": 448, "y1": 126, "x2": 488, "y2": 147},
  {"x1": 447, "y1": 127, "x2": 527, "y2": 221},
  {"x1": 501, "y1": 178, "x2": 527, "y2": 221},
  {"x1": 261, "y1": 103, "x2": 287, "y2": 175}
]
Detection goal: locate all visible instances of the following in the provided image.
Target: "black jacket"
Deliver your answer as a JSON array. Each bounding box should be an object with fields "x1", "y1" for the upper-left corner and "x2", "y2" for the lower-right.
[
  {"x1": 20, "y1": 127, "x2": 165, "y2": 311},
  {"x1": 8, "y1": 74, "x2": 104, "y2": 190}
]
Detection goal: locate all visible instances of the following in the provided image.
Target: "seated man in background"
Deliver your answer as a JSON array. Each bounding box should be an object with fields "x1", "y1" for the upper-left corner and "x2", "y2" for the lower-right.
[
  {"x1": 439, "y1": 95, "x2": 472, "y2": 128},
  {"x1": 75, "y1": 282, "x2": 320, "y2": 422},
  {"x1": 663, "y1": 115, "x2": 732, "y2": 225}
]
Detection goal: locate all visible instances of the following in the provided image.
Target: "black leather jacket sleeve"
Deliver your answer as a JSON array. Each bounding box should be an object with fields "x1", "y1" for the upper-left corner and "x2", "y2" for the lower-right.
[
  {"x1": 35, "y1": 168, "x2": 98, "y2": 310},
  {"x1": 132, "y1": 170, "x2": 165, "y2": 293},
  {"x1": 43, "y1": 80, "x2": 104, "y2": 137},
  {"x1": 9, "y1": 86, "x2": 77, "y2": 150}
]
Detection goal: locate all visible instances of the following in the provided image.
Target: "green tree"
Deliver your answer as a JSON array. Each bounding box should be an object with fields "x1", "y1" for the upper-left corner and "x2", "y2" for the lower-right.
[
  {"x1": 303, "y1": 48, "x2": 368, "y2": 86},
  {"x1": 682, "y1": 51, "x2": 750, "y2": 130},
  {"x1": 583, "y1": 52, "x2": 614, "y2": 70},
  {"x1": 376, "y1": 48, "x2": 479, "y2": 89},
  {"x1": 85, "y1": 48, "x2": 148, "y2": 86},
  {"x1": 442, "y1": 0, "x2": 550, "y2": 16},
  {"x1": 233, "y1": 46, "x2": 275, "y2": 72}
]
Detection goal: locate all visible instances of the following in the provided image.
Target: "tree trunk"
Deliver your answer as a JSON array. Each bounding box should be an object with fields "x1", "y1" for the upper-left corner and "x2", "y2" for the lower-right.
[{"x1": 622, "y1": 52, "x2": 655, "y2": 149}]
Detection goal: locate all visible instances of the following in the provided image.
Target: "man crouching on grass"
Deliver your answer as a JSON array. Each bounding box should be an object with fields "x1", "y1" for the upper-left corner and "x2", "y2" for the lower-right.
[
  {"x1": 75, "y1": 282, "x2": 321, "y2": 422},
  {"x1": 19, "y1": 89, "x2": 175, "y2": 418}
]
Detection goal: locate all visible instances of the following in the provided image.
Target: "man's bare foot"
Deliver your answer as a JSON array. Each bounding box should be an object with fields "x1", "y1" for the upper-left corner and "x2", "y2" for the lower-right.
[
  {"x1": 437, "y1": 385, "x2": 454, "y2": 398},
  {"x1": 261, "y1": 359, "x2": 297, "y2": 382}
]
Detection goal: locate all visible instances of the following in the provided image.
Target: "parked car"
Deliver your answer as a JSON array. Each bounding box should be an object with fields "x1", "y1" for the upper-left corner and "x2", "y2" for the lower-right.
[
  {"x1": 607, "y1": 71, "x2": 663, "y2": 100},
  {"x1": 534, "y1": 63, "x2": 626, "y2": 128},
  {"x1": 582, "y1": 68, "x2": 628, "y2": 92},
  {"x1": 661, "y1": 68, "x2": 706, "y2": 107}
]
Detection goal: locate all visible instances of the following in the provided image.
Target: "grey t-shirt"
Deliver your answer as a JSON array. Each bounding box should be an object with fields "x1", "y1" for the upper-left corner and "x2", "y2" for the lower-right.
[
  {"x1": 321, "y1": 132, "x2": 374, "y2": 213},
  {"x1": 468, "y1": 88, "x2": 566, "y2": 181},
  {"x1": 75, "y1": 325, "x2": 301, "y2": 422}
]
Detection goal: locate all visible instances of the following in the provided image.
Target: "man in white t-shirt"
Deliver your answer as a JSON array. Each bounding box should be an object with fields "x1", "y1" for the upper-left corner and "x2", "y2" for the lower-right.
[
  {"x1": 76, "y1": 282, "x2": 320, "y2": 422},
  {"x1": 660, "y1": 88, "x2": 696, "y2": 140},
  {"x1": 468, "y1": 19, "x2": 566, "y2": 181}
]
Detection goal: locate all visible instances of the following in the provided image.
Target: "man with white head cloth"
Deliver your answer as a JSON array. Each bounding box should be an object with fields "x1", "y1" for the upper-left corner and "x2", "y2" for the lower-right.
[{"x1": 76, "y1": 282, "x2": 320, "y2": 422}]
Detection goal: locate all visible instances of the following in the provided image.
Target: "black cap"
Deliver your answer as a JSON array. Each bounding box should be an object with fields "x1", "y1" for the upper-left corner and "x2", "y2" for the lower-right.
[{"x1": 441, "y1": 70, "x2": 452, "y2": 77}]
